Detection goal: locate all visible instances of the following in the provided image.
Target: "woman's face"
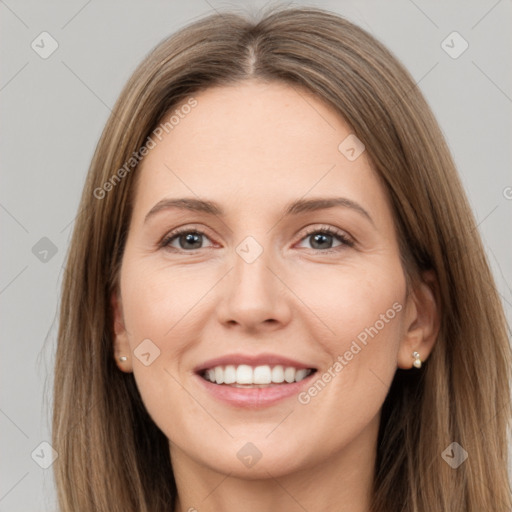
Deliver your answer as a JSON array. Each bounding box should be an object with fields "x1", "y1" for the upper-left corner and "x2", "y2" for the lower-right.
[{"x1": 113, "y1": 80, "x2": 428, "y2": 479}]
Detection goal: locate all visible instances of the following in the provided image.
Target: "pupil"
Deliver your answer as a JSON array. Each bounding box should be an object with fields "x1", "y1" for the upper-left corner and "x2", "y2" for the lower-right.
[
  {"x1": 312, "y1": 233, "x2": 332, "y2": 249},
  {"x1": 181, "y1": 233, "x2": 202, "y2": 249}
]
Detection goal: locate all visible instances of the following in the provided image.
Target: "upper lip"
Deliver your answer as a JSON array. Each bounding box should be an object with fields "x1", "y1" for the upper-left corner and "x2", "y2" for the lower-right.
[{"x1": 194, "y1": 353, "x2": 316, "y2": 373}]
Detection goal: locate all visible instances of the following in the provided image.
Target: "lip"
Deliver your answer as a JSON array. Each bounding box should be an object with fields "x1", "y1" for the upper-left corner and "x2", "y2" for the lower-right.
[
  {"x1": 193, "y1": 352, "x2": 317, "y2": 409},
  {"x1": 194, "y1": 353, "x2": 315, "y2": 373},
  {"x1": 195, "y1": 371, "x2": 317, "y2": 408}
]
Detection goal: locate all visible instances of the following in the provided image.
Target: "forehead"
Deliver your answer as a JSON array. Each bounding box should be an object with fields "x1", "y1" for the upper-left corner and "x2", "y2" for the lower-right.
[
  {"x1": 133, "y1": 80, "x2": 389, "y2": 223},
  {"x1": 150, "y1": 80, "x2": 352, "y2": 168}
]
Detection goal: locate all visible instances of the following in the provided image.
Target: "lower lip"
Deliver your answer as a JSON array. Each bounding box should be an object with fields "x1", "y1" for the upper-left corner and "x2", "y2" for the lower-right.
[{"x1": 195, "y1": 373, "x2": 316, "y2": 408}]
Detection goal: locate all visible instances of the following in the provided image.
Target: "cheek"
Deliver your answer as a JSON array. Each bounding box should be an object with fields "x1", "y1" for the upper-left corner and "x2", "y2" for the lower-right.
[
  {"x1": 117, "y1": 260, "x2": 201, "y2": 390},
  {"x1": 118, "y1": 260, "x2": 210, "y2": 431},
  {"x1": 289, "y1": 257, "x2": 406, "y2": 358},
  {"x1": 120, "y1": 260, "x2": 215, "y2": 344},
  {"x1": 289, "y1": 264, "x2": 406, "y2": 445},
  {"x1": 288, "y1": 257, "x2": 406, "y2": 427}
]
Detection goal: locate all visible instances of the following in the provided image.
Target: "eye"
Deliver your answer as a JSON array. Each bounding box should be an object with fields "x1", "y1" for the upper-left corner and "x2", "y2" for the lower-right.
[
  {"x1": 296, "y1": 225, "x2": 354, "y2": 252},
  {"x1": 159, "y1": 224, "x2": 354, "y2": 253},
  {"x1": 160, "y1": 227, "x2": 214, "y2": 251}
]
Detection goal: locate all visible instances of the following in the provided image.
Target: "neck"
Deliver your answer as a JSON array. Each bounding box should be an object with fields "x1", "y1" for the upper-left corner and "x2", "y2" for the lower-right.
[{"x1": 171, "y1": 413, "x2": 379, "y2": 512}]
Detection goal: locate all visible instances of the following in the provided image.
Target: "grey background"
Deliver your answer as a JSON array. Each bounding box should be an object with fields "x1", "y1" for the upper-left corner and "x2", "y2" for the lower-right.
[{"x1": 1, "y1": 0, "x2": 511, "y2": 510}]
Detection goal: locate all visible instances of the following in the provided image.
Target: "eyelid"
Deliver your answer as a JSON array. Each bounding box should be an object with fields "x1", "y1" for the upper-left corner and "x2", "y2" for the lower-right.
[{"x1": 159, "y1": 223, "x2": 355, "y2": 252}]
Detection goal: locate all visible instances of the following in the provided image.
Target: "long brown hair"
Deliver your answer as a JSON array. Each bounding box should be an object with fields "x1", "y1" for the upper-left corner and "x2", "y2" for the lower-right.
[{"x1": 53, "y1": 6, "x2": 512, "y2": 511}]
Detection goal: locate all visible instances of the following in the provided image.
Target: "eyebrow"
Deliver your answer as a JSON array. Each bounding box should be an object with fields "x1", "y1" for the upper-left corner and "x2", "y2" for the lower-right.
[{"x1": 144, "y1": 196, "x2": 374, "y2": 225}]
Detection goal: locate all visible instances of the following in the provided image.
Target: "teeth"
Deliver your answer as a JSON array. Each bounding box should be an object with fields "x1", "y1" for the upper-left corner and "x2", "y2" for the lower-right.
[
  {"x1": 284, "y1": 367, "x2": 296, "y2": 383},
  {"x1": 223, "y1": 365, "x2": 236, "y2": 384},
  {"x1": 253, "y1": 365, "x2": 271, "y2": 384},
  {"x1": 271, "y1": 365, "x2": 285, "y2": 383},
  {"x1": 236, "y1": 364, "x2": 253, "y2": 384},
  {"x1": 202, "y1": 364, "x2": 313, "y2": 385},
  {"x1": 295, "y1": 369, "x2": 309, "y2": 382}
]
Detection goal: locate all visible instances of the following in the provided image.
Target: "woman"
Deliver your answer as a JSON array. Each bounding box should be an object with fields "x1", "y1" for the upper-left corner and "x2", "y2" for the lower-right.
[{"x1": 52, "y1": 6, "x2": 512, "y2": 511}]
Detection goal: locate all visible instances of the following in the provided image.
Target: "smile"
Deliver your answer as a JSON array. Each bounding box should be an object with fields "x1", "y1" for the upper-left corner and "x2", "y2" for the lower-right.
[
  {"x1": 201, "y1": 364, "x2": 315, "y2": 387},
  {"x1": 194, "y1": 354, "x2": 318, "y2": 408}
]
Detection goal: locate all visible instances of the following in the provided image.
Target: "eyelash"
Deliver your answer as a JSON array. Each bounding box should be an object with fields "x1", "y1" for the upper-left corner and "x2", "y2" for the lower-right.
[{"x1": 159, "y1": 224, "x2": 354, "y2": 254}]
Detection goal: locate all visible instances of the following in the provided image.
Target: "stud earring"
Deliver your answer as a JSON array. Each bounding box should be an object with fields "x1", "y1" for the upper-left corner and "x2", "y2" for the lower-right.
[
  {"x1": 119, "y1": 356, "x2": 128, "y2": 362},
  {"x1": 412, "y1": 351, "x2": 422, "y2": 369}
]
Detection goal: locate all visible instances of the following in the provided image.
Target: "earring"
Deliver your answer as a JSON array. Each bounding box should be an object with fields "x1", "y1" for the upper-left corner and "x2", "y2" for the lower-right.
[
  {"x1": 119, "y1": 356, "x2": 128, "y2": 362},
  {"x1": 412, "y1": 351, "x2": 422, "y2": 369}
]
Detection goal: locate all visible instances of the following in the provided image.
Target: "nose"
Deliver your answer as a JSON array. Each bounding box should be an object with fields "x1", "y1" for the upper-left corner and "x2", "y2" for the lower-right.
[{"x1": 215, "y1": 245, "x2": 292, "y2": 333}]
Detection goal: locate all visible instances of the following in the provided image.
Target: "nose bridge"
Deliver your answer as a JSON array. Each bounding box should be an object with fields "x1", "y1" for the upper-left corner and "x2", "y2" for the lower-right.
[
  {"x1": 232, "y1": 238, "x2": 277, "y2": 305},
  {"x1": 216, "y1": 235, "x2": 291, "y2": 328}
]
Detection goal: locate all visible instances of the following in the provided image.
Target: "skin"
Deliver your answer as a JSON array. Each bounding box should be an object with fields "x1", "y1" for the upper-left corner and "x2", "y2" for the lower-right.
[{"x1": 112, "y1": 80, "x2": 439, "y2": 512}]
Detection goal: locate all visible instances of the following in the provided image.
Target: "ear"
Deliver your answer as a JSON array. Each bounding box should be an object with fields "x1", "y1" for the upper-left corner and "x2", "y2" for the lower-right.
[
  {"x1": 397, "y1": 270, "x2": 440, "y2": 369},
  {"x1": 111, "y1": 289, "x2": 133, "y2": 372}
]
